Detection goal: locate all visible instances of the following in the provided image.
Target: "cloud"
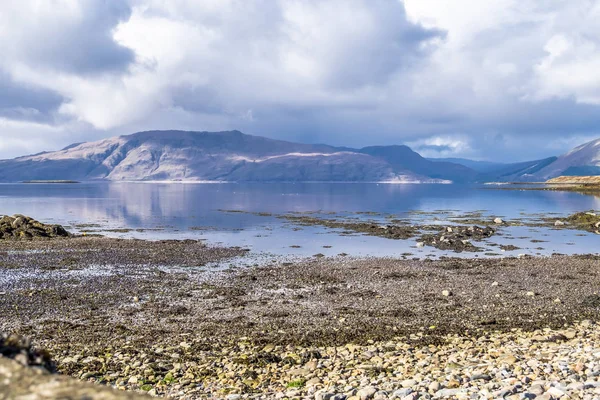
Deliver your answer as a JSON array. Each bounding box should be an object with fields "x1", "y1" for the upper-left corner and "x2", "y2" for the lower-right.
[
  {"x1": 0, "y1": 0, "x2": 133, "y2": 75},
  {"x1": 0, "y1": 0, "x2": 600, "y2": 161}
]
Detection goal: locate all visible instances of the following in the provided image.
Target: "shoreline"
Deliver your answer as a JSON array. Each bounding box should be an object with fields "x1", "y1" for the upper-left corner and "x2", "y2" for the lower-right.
[{"x1": 2, "y1": 237, "x2": 600, "y2": 398}]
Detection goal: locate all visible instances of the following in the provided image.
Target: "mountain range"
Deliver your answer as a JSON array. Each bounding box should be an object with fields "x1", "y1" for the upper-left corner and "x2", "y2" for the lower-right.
[{"x1": 0, "y1": 130, "x2": 599, "y2": 183}]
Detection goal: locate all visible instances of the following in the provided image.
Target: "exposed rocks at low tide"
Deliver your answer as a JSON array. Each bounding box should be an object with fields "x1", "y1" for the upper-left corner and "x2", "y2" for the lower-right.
[
  {"x1": 280, "y1": 215, "x2": 498, "y2": 252},
  {"x1": 555, "y1": 211, "x2": 600, "y2": 233},
  {"x1": 417, "y1": 225, "x2": 495, "y2": 252},
  {"x1": 0, "y1": 214, "x2": 70, "y2": 240},
  {"x1": 281, "y1": 215, "x2": 418, "y2": 240}
]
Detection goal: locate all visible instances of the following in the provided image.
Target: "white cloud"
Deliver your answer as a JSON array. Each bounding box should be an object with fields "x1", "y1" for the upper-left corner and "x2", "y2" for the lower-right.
[{"x1": 1, "y1": 0, "x2": 600, "y2": 161}]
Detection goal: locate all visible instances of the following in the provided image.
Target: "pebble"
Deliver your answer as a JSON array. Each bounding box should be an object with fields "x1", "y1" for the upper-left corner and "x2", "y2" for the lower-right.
[
  {"x1": 357, "y1": 386, "x2": 377, "y2": 400},
  {"x1": 35, "y1": 321, "x2": 600, "y2": 399}
]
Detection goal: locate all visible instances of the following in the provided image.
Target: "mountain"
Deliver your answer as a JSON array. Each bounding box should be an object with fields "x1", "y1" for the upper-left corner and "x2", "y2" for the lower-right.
[
  {"x1": 479, "y1": 157, "x2": 558, "y2": 182},
  {"x1": 526, "y1": 138, "x2": 600, "y2": 180},
  {"x1": 427, "y1": 158, "x2": 507, "y2": 173},
  {"x1": 483, "y1": 137, "x2": 600, "y2": 182},
  {"x1": 0, "y1": 130, "x2": 475, "y2": 183},
  {"x1": 360, "y1": 146, "x2": 478, "y2": 183}
]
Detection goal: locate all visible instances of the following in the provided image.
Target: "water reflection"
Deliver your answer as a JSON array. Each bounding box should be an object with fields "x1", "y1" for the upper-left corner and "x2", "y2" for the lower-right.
[{"x1": 0, "y1": 182, "x2": 598, "y2": 257}]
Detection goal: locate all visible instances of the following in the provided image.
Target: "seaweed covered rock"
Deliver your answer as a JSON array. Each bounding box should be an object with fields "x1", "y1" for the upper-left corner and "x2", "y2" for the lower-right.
[
  {"x1": 0, "y1": 214, "x2": 70, "y2": 240},
  {"x1": 560, "y1": 211, "x2": 600, "y2": 232},
  {"x1": 419, "y1": 225, "x2": 496, "y2": 252}
]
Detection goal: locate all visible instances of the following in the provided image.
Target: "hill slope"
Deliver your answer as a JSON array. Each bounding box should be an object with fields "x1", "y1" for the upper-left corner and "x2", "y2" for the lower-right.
[
  {"x1": 0, "y1": 130, "x2": 472, "y2": 183},
  {"x1": 427, "y1": 158, "x2": 507, "y2": 173},
  {"x1": 529, "y1": 138, "x2": 600, "y2": 180},
  {"x1": 361, "y1": 146, "x2": 478, "y2": 183}
]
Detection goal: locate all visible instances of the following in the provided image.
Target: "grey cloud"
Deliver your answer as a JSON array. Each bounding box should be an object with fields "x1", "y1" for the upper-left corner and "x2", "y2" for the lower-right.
[
  {"x1": 5, "y1": 1, "x2": 133, "y2": 75},
  {"x1": 0, "y1": 72, "x2": 62, "y2": 112},
  {"x1": 1, "y1": 0, "x2": 600, "y2": 164}
]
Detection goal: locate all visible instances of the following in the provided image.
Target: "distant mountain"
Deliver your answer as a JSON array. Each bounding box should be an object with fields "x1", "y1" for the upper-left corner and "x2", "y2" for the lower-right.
[
  {"x1": 0, "y1": 130, "x2": 474, "y2": 183},
  {"x1": 479, "y1": 157, "x2": 558, "y2": 182},
  {"x1": 526, "y1": 138, "x2": 600, "y2": 180},
  {"x1": 427, "y1": 158, "x2": 507, "y2": 173},
  {"x1": 482, "y1": 137, "x2": 600, "y2": 182},
  {"x1": 361, "y1": 147, "x2": 478, "y2": 183},
  {"x1": 6, "y1": 130, "x2": 598, "y2": 183}
]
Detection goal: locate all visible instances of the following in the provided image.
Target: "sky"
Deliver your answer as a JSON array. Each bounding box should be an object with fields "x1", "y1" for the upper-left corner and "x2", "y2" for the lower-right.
[{"x1": 1, "y1": 0, "x2": 600, "y2": 162}]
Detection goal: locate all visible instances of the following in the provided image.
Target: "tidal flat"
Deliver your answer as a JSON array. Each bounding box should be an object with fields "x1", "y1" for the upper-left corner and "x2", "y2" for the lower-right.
[{"x1": 3, "y1": 237, "x2": 600, "y2": 399}]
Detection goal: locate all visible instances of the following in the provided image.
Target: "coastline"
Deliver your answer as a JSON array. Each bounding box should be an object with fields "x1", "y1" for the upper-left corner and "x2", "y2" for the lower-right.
[{"x1": 2, "y1": 237, "x2": 600, "y2": 398}]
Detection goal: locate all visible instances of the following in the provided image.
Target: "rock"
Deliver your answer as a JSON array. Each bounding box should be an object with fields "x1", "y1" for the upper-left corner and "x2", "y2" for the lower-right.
[
  {"x1": 0, "y1": 214, "x2": 70, "y2": 241},
  {"x1": 470, "y1": 374, "x2": 491, "y2": 381},
  {"x1": 428, "y1": 382, "x2": 441, "y2": 392},
  {"x1": 401, "y1": 379, "x2": 417, "y2": 388},
  {"x1": 357, "y1": 386, "x2": 377, "y2": 400},
  {"x1": 306, "y1": 377, "x2": 322, "y2": 386},
  {"x1": 401, "y1": 394, "x2": 419, "y2": 400},
  {"x1": 434, "y1": 389, "x2": 464, "y2": 397},
  {"x1": 494, "y1": 218, "x2": 504, "y2": 224},
  {"x1": 546, "y1": 387, "x2": 566, "y2": 398},
  {"x1": 315, "y1": 391, "x2": 335, "y2": 400},
  {"x1": 564, "y1": 330, "x2": 577, "y2": 339},
  {"x1": 392, "y1": 388, "x2": 413, "y2": 398},
  {"x1": 528, "y1": 384, "x2": 545, "y2": 395},
  {"x1": 0, "y1": 334, "x2": 55, "y2": 372}
]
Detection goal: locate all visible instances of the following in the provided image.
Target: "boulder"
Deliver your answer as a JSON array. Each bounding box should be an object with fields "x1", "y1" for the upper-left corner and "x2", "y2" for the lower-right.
[{"x1": 0, "y1": 214, "x2": 70, "y2": 240}]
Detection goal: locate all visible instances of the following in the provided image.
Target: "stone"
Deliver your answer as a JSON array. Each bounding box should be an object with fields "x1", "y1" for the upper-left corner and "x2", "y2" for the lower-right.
[
  {"x1": 546, "y1": 387, "x2": 566, "y2": 398},
  {"x1": 528, "y1": 385, "x2": 545, "y2": 395},
  {"x1": 401, "y1": 379, "x2": 417, "y2": 388},
  {"x1": 434, "y1": 389, "x2": 463, "y2": 397},
  {"x1": 357, "y1": 386, "x2": 378, "y2": 400},
  {"x1": 306, "y1": 377, "x2": 322, "y2": 386},
  {"x1": 392, "y1": 388, "x2": 413, "y2": 398}
]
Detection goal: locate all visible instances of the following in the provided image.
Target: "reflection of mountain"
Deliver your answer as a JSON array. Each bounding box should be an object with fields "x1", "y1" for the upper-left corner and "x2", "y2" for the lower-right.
[
  {"x1": 2, "y1": 183, "x2": 600, "y2": 235},
  {"x1": 0, "y1": 130, "x2": 470, "y2": 183}
]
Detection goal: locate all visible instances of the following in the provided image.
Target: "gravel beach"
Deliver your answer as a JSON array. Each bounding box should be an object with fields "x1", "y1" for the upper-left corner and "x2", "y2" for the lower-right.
[{"x1": 2, "y1": 237, "x2": 600, "y2": 399}]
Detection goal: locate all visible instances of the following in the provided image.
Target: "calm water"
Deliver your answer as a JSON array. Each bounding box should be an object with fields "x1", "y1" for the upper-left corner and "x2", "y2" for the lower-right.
[{"x1": 0, "y1": 182, "x2": 598, "y2": 258}]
